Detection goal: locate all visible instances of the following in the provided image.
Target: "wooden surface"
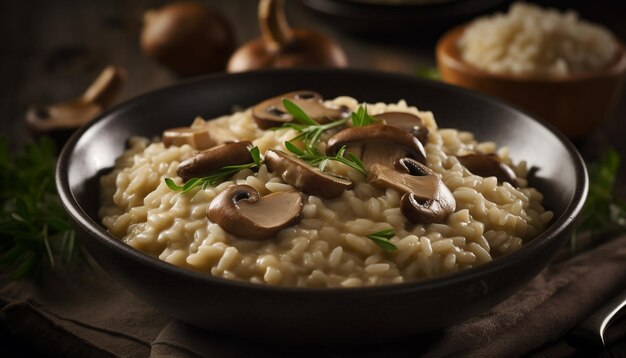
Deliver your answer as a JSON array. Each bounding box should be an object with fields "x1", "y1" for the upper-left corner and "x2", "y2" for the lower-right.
[{"x1": 1, "y1": 0, "x2": 625, "y2": 354}]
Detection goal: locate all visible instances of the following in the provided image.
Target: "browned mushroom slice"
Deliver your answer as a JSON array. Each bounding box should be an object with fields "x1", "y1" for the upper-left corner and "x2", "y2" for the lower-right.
[
  {"x1": 26, "y1": 66, "x2": 125, "y2": 134},
  {"x1": 458, "y1": 153, "x2": 519, "y2": 187},
  {"x1": 177, "y1": 141, "x2": 253, "y2": 181},
  {"x1": 162, "y1": 127, "x2": 216, "y2": 150},
  {"x1": 252, "y1": 90, "x2": 347, "y2": 129},
  {"x1": 374, "y1": 112, "x2": 429, "y2": 144},
  {"x1": 265, "y1": 149, "x2": 352, "y2": 199},
  {"x1": 368, "y1": 158, "x2": 456, "y2": 224},
  {"x1": 326, "y1": 124, "x2": 426, "y2": 169},
  {"x1": 207, "y1": 184, "x2": 303, "y2": 240}
]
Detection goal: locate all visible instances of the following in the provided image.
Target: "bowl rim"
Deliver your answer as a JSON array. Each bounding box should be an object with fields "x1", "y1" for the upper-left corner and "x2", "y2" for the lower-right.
[
  {"x1": 436, "y1": 24, "x2": 626, "y2": 83},
  {"x1": 56, "y1": 68, "x2": 588, "y2": 295}
]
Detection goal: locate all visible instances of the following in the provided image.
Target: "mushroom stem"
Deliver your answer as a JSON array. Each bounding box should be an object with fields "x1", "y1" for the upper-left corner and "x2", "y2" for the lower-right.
[
  {"x1": 81, "y1": 66, "x2": 126, "y2": 107},
  {"x1": 259, "y1": 0, "x2": 293, "y2": 51}
]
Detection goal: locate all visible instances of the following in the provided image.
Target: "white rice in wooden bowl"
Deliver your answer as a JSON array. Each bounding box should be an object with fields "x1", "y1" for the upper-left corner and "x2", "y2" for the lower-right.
[
  {"x1": 458, "y1": 2, "x2": 617, "y2": 76},
  {"x1": 99, "y1": 96, "x2": 553, "y2": 288}
]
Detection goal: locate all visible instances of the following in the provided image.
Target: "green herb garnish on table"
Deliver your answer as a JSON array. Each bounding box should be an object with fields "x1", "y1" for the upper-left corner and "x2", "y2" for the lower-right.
[
  {"x1": 415, "y1": 66, "x2": 441, "y2": 81},
  {"x1": 366, "y1": 229, "x2": 397, "y2": 252},
  {"x1": 572, "y1": 148, "x2": 626, "y2": 252},
  {"x1": 0, "y1": 137, "x2": 79, "y2": 279},
  {"x1": 165, "y1": 146, "x2": 262, "y2": 193}
]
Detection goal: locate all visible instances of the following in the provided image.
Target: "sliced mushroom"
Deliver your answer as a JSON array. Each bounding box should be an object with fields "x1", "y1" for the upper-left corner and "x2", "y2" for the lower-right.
[
  {"x1": 207, "y1": 184, "x2": 303, "y2": 240},
  {"x1": 374, "y1": 112, "x2": 429, "y2": 144},
  {"x1": 252, "y1": 90, "x2": 347, "y2": 129},
  {"x1": 265, "y1": 150, "x2": 352, "y2": 199},
  {"x1": 326, "y1": 124, "x2": 426, "y2": 169},
  {"x1": 26, "y1": 66, "x2": 125, "y2": 134},
  {"x1": 368, "y1": 158, "x2": 456, "y2": 224},
  {"x1": 458, "y1": 153, "x2": 519, "y2": 187},
  {"x1": 163, "y1": 127, "x2": 215, "y2": 150},
  {"x1": 177, "y1": 141, "x2": 252, "y2": 181}
]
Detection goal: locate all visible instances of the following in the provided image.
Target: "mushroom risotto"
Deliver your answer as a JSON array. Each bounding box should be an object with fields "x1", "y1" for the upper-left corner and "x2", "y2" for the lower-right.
[{"x1": 99, "y1": 92, "x2": 553, "y2": 287}]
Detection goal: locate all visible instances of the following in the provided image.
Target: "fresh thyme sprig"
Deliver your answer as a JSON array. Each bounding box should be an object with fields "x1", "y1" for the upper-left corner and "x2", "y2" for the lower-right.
[
  {"x1": 351, "y1": 105, "x2": 379, "y2": 127},
  {"x1": 272, "y1": 99, "x2": 348, "y2": 146},
  {"x1": 572, "y1": 148, "x2": 626, "y2": 253},
  {"x1": 0, "y1": 137, "x2": 80, "y2": 279},
  {"x1": 284, "y1": 141, "x2": 368, "y2": 176},
  {"x1": 165, "y1": 146, "x2": 262, "y2": 193},
  {"x1": 366, "y1": 229, "x2": 397, "y2": 252}
]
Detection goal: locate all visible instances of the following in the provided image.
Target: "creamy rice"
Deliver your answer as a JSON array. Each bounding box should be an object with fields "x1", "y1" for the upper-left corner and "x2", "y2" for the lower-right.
[
  {"x1": 458, "y1": 2, "x2": 617, "y2": 76},
  {"x1": 99, "y1": 97, "x2": 553, "y2": 287}
]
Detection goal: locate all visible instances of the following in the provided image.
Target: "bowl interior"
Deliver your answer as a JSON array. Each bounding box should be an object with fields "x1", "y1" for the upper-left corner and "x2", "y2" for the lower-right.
[
  {"x1": 67, "y1": 69, "x2": 581, "y2": 226},
  {"x1": 58, "y1": 69, "x2": 587, "y2": 342}
]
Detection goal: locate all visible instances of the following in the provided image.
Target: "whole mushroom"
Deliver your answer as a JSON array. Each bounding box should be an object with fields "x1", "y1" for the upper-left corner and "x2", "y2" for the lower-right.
[
  {"x1": 140, "y1": 2, "x2": 235, "y2": 76},
  {"x1": 227, "y1": 0, "x2": 348, "y2": 72}
]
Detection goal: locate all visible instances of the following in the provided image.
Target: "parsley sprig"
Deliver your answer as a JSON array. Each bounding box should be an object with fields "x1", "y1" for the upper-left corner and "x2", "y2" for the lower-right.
[
  {"x1": 165, "y1": 146, "x2": 262, "y2": 193},
  {"x1": 273, "y1": 99, "x2": 347, "y2": 146},
  {"x1": 366, "y1": 229, "x2": 397, "y2": 252},
  {"x1": 284, "y1": 141, "x2": 367, "y2": 176},
  {"x1": 351, "y1": 105, "x2": 379, "y2": 127},
  {"x1": 0, "y1": 137, "x2": 80, "y2": 279}
]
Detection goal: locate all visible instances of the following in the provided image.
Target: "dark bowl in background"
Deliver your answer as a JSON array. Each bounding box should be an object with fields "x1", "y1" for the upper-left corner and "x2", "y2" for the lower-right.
[
  {"x1": 56, "y1": 69, "x2": 587, "y2": 344},
  {"x1": 300, "y1": 0, "x2": 510, "y2": 37}
]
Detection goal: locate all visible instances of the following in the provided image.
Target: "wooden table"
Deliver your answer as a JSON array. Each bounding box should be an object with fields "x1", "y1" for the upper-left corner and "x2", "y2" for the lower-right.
[{"x1": 1, "y1": 0, "x2": 625, "y2": 354}]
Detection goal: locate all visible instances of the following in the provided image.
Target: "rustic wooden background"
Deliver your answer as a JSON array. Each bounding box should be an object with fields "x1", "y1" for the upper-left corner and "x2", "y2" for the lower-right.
[{"x1": 1, "y1": 0, "x2": 625, "y2": 354}]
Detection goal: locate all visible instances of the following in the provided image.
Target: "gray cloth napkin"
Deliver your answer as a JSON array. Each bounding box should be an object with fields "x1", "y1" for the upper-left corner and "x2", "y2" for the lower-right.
[{"x1": 2, "y1": 236, "x2": 626, "y2": 357}]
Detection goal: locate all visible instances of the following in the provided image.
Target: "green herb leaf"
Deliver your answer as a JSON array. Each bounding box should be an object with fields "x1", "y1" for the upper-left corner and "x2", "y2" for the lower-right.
[
  {"x1": 284, "y1": 141, "x2": 368, "y2": 177},
  {"x1": 366, "y1": 229, "x2": 397, "y2": 252},
  {"x1": 273, "y1": 100, "x2": 348, "y2": 147},
  {"x1": 415, "y1": 66, "x2": 441, "y2": 81},
  {"x1": 0, "y1": 136, "x2": 80, "y2": 279},
  {"x1": 351, "y1": 105, "x2": 379, "y2": 127},
  {"x1": 283, "y1": 99, "x2": 318, "y2": 125},
  {"x1": 165, "y1": 146, "x2": 263, "y2": 193},
  {"x1": 572, "y1": 148, "x2": 626, "y2": 253}
]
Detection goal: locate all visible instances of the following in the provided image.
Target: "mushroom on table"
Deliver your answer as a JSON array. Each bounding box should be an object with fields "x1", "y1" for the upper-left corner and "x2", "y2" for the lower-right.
[
  {"x1": 368, "y1": 158, "x2": 456, "y2": 224},
  {"x1": 206, "y1": 184, "x2": 304, "y2": 240}
]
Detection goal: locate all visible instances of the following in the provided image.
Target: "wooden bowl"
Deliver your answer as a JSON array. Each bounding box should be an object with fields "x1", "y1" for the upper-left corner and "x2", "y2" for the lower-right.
[{"x1": 436, "y1": 25, "x2": 626, "y2": 139}]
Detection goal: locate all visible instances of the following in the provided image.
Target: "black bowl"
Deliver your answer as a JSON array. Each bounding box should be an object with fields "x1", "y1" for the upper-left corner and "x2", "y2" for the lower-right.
[{"x1": 56, "y1": 69, "x2": 587, "y2": 344}]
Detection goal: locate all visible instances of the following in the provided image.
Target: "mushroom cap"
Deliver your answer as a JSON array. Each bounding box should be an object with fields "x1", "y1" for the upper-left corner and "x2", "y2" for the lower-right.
[
  {"x1": 177, "y1": 141, "x2": 252, "y2": 181},
  {"x1": 458, "y1": 153, "x2": 519, "y2": 187},
  {"x1": 251, "y1": 90, "x2": 347, "y2": 129},
  {"x1": 227, "y1": 29, "x2": 348, "y2": 73},
  {"x1": 368, "y1": 158, "x2": 456, "y2": 224},
  {"x1": 374, "y1": 112, "x2": 429, "y2": 144},
  {"x1": 265, "y1": 149, "x2": 353, "y2": 199},
  {"x1": 206, "y1": 184, "x2": 303, "y2": 240},
  {"x1": 326, "y1": 124, "x2": 426, "y2": 168}
]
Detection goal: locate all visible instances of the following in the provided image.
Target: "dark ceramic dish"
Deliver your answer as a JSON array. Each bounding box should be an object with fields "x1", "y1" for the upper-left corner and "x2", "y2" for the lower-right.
[{"x1": 56, "y1": 69, "x2": 587, "y2": 344}]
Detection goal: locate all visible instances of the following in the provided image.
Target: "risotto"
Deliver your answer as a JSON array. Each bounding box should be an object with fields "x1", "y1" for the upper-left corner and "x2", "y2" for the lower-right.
[
  {"x1": 99, "y1": 93, "x2": 553, "y2": 288},
  {"x1": 458, "y1": 2, "x2": 617, "y2": 76}
]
